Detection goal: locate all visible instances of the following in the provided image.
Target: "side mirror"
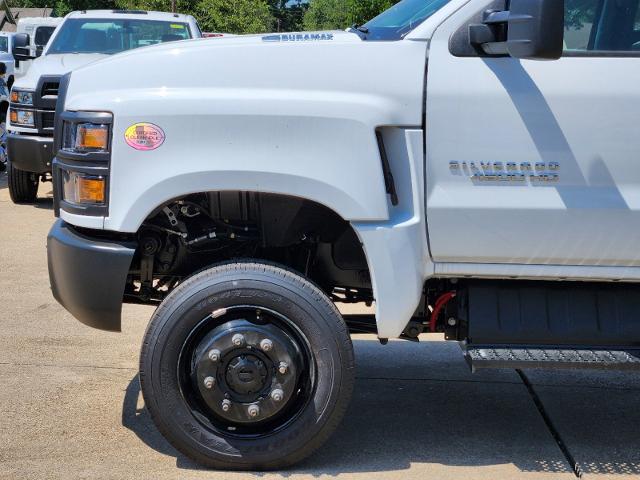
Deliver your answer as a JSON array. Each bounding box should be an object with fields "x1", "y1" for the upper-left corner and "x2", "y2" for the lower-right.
[
  {"x1": 470, "y1": 0, "x2": 564, "y2": 60},
  {"x1": 507, "y1": 0, "x2": 564, "y2": 59},
  {"x1": 12, "y1": 33, "x2": 34, "y2": 62}
]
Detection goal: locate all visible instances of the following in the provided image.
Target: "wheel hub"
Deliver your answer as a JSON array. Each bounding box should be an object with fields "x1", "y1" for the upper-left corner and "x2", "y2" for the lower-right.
[
  {"x1": 191, "y1": 315, "x2": 303, "y2": 424},
  {"x1": 225, "y1": 354, "x2": 268, "y2": 395}
]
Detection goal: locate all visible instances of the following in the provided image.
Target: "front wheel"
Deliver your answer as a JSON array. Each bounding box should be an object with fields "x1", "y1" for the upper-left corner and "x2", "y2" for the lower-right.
[
  {"x1": 7, "y1": 162, "x2": 38, "y2": 203},
  {"x1": 140, "y1": 261, "x2": 355, "y2": 470}
]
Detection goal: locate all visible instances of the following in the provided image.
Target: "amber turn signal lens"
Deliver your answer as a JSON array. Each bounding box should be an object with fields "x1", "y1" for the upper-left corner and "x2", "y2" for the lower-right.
[
  {"x1": 77, "y1": 176, "x2": 105, "y2": 204},
  {"x1": 10, "y1": 91, "x2": 17, "y2": 103},
  {"x1": 9, "y1": 110, "x2": 16, "y2": 123},
  {"x1": 76, "y1": 124, "x2": 109, "y2": 151}
]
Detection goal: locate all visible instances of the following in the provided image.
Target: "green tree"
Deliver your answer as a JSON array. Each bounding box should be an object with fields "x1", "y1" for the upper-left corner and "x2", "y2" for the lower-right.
[
  {"x1": 114, "y1": 0, "x2": 274, "y2": 33},
  {"x1": 196, "y1": 0, "x2": 274, "y2": 33},
  {"x1": 8, "y1": 0, "x2": 116, "y2": 16},
  {"x1": 267, "y1": 0, "x2": 307, "y2": 32},
  {"x1": 303, "y1": 0, "x2": 395, "y2": 31},
  {"x1": 565, "y1": 0, "x2": 598, "y2": 30}
]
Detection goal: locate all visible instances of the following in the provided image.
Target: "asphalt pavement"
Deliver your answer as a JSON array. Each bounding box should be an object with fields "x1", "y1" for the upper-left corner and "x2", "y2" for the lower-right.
[{"x1": 1, "y1": 171, "x2": 639, "y2": 479}]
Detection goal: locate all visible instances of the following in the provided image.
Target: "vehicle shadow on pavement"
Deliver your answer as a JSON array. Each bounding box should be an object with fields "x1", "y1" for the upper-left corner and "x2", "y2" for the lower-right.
[
  {"x1": 0, "y1": 171, "x2": 6, "y2": 189},
  {"x1": 121, "y1": 339, "x2": 640, "y2": 475}
]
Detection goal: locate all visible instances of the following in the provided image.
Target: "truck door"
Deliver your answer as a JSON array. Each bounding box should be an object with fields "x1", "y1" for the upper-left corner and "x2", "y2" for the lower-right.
[{"x1": 425, "y1": 0, "x2": 640, "y2": 266}]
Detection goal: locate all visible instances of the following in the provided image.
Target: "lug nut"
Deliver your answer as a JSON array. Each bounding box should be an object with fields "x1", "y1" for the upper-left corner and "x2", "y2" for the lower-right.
[
  {"x1": 232, "y1": 333, "x2": 245, "y2": 347},
  {"x1": 203, "y1": 376, "x2": 215, "y2": 389},
  {"x1": 278, "y1": 362, "x2": 289, "y2": 375},
  {"x1": 221, "y1": 399, "x2": 232, "y2": 412},
  {"x1": 247, "y1": 404, "x2": 260, "y2": 418},
  {"x1": 260, "y1": 338, "x2": 273, "y2": 352},
  {"x1": 270, "y1": 388, "x2": 284, "y2": 402},
  {"x1": 208, "y1": 349, "x2": 221, "y2": 362}
]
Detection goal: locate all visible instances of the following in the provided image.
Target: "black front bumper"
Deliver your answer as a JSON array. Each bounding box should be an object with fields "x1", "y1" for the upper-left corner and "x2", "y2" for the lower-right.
[
  {"x1": 7, "y1": 133, "x2": 54, "y2": 174},
  {"x1": 47, "y1": 219, "x2": 137, "y2": 332}
]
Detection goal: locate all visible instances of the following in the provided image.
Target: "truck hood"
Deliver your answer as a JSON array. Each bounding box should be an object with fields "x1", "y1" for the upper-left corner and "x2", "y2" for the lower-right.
[
  {"x1": 65, "y1": 28, "x2": 427, "y2": 127},
  {"x1": 13, "y1": 53, "x2": 108, "y2": 89}
]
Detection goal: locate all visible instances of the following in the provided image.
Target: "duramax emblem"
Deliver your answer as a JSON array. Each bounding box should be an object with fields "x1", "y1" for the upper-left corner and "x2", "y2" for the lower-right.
[
  {"x1": 449, "y1": 161, "x2": 560, "y2": 182},
  {"x1": 262, "y1": 33, "x2": 334, "y2": 42}
]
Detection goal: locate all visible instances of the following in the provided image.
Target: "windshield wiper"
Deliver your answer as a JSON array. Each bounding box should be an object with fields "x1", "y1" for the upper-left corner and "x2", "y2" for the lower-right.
[{"x1": 348, "y1": 23, "x2": 369, "y2": 39}]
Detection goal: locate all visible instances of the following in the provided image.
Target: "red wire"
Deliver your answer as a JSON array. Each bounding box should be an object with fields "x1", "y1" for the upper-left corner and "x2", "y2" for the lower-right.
[{"x1": 429, "y1": 291, "x2": 456, "y2": 332}]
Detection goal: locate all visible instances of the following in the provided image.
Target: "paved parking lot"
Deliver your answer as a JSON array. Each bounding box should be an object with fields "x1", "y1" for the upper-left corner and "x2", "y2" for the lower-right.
[{"x1": 1, "y1": 171, "x2": 640, "y2": 480}]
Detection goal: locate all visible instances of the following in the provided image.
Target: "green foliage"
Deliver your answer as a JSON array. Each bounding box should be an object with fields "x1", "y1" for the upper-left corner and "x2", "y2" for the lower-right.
[
  {"x1": 9, "y1": 0, "x2": 116, "y2": 16},
  {"x1": 114, "y1": 0, "x2": 274, "y2": 33},
  {"x1": 565, "y1": 0, "x2": 598, "y2": 30},
  {"x1": 7, "y1": 0, "x2": 399, "y2": 34},
  {"x1": 303, "y1": 0, "x2": 396, "y2": 31},
  {"x1": 196, "y1": 0, "x2": 274, "y2": 33},
  {"x1": 267, "y1": 0, "x2": 307, "y2": 32}
]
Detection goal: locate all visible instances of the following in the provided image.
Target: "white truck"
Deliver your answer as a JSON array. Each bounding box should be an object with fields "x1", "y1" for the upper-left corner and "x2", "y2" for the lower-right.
[
  {"x1": 0, "y1": 19, "x2": 64, "y2": 85},
  {"x1": 6, "y1": 9, "x2": 201, "y2": 203},
  {"x1": 15, "y1": 17, "x2": 63, "y2": 64},
  {"x1": 46, "y1": 0, "x2": 640, "y2": 470},
  {"x1": 0, "y1": 32, "x2": 17, "y2": 85}
]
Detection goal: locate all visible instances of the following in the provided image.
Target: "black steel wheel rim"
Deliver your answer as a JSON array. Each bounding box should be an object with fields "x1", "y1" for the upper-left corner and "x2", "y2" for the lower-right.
[{"x1": 177, "y1": 305, "x2": 316, "y2": 438}]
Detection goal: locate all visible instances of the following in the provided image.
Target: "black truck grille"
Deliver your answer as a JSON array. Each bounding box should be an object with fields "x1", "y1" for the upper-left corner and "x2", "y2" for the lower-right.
[
  {"x1": 41, "y1": 111, "x2": 55, "y2": 130},
  {"x1": 41, "y1": 81, "x2": 59, "y2": 98},
  {"x1": 33, "y1": 76, "x2": 61, "y2": 135}
]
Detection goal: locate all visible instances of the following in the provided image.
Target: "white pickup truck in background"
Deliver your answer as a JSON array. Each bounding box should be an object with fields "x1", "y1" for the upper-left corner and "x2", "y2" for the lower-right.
[
  {"x1": 6, "y1": 9, "x2": 201, "y2": 203},
  {"x1": 45, "y1": 0, "x2": 640, "y2": 471}
]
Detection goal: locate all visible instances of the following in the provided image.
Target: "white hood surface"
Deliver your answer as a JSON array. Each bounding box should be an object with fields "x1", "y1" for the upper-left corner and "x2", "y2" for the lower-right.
[{"x1": 13, "y1": 53, "x2": 109, "y2": 89}]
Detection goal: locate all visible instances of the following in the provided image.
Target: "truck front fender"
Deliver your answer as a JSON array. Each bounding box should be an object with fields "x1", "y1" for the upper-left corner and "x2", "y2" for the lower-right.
[{"x1": 107, "y1": 169, "x2": 386, "y2": 233}]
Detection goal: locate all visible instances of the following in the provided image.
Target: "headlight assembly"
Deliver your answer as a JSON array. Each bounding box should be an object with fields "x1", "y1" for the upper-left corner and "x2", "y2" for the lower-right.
[
  {"x1": 62, "y1": 122, "x2": 110, "y2": 153},
  {"x1": 9, "y1": 108, "x2": 35, "y2": 127},
  {"x1": 61, "y1": 171, "x2": 106, "y2": 205},
  {"x1": 10, "y1": 89, "x2": 33, "y2": 106}
]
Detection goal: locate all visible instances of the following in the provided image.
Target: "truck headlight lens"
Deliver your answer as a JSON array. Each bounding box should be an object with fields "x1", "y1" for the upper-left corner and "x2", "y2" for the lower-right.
[
  {"x1": 61, "y1": 171, "x2": 106, "y2": 205},
  {"x1": 63, "y1": 122, "x2": 110, "y2": 153},
  {"x1": 10, "y1": 90, "x2": 33, "y2": 105},
  {"x1": 9, "y1": 108, "x2": 35, "y2": 127}
]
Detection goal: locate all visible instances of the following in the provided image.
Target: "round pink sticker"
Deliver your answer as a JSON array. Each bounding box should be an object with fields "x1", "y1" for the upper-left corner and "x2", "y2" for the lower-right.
[{"x1": 124, "y1": 123, "x2": 165, "y2": 151}]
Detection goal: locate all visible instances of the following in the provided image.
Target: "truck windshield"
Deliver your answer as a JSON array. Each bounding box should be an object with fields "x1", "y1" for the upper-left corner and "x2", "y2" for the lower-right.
[
  {"x1": 0, "y1": 36, "x2": 7, "y2": 52},
  {"x1": 362, "y1": 0, "x2": 452, "y2": 40},
  {"x1": 47, "y1": 18, "x2": 191, "y2": 54}
]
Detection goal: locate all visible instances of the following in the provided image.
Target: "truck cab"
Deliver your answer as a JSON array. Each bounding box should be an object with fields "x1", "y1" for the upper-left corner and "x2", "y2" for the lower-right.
[
  {"x1": 14, "y1": 16, "x2": 64, "y2": 75},
  {"x1": 6, "y1": 9, "x2": 201, "y2": 203},
  {"x1": 46, "y1": 0, "x2": 640, "y2": 470}
]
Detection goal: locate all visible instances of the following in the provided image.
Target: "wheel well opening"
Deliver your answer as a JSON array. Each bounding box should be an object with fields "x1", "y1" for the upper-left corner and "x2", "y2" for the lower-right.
[{"x1": 124, "y1": 191, "x2": 373, "y2": 311}]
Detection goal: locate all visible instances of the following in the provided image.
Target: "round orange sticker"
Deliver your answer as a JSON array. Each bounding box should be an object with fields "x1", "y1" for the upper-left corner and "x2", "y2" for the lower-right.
[{"x1": 124, "y1": 123, "x2": 165, "y2": 151}]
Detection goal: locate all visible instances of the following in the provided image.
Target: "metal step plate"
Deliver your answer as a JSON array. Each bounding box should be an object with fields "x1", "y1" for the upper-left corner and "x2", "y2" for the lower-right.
[{"x1": 465, "y1": 346, "x2": 640, "y2": 372}]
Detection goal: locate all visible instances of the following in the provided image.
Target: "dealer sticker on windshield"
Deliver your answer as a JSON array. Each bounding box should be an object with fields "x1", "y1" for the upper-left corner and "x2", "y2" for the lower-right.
[{"x1": 124, "y1": 123, "x2": 165, "y2": 151}]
